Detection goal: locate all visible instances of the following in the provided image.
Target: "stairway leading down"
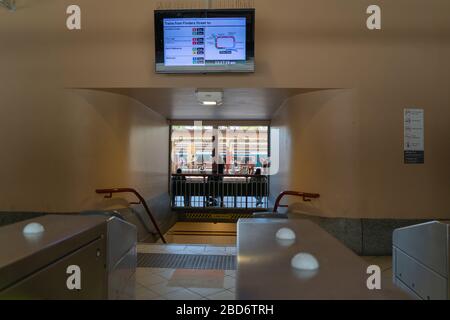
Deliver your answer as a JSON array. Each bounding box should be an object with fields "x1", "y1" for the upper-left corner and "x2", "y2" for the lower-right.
[{"x1": 161, "y1": 222, "x2": 237, "y2": 245}]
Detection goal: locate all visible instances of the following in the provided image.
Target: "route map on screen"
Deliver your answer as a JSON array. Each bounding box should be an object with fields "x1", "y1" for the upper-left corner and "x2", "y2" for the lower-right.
[{"x1": 163, "y1": 18, "x2": 246, "y2": 67}]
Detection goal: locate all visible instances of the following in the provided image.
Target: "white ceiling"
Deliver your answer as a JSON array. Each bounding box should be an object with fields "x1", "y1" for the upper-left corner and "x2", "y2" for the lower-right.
[{"x1": 103, "y1": 88, "x2": 315, "y2": 120}]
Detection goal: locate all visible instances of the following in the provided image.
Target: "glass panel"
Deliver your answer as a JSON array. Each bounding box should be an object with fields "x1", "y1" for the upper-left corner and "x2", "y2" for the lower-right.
[
  {"x1": 218, "y1": 126, "x2": 269, "y2": 175},
  {"x1": 171, "y1": 125, "x2": 213, "y2": 174},
  {"x1": 171, "y1": 125, "x2": 269, "y2": 175}
]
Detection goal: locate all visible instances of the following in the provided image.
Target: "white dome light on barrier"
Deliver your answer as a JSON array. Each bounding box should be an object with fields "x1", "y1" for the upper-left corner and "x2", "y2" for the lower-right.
[
  {"x1": 23, "y1": 222, "x2": 45, "y2": 236},
  {"x1": 276, "y1": 227, "x2": 296, "y2": 240},
  {"x1": 291, "y1": 252, "x2": 319, "y2": 271}
]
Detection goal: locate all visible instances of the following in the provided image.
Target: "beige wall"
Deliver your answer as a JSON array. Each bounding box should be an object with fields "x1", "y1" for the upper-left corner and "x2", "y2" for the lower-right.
[
  {"x1": 0, "y1": 86, "x2": 170, "y2": 215},
  {"x1": 0, "y1": 1, "x2": 172, "y2": 224},
  {"x1": 357, "y1": 84, "x2": 450, "y2": 219},
  {"x1": 271, "y1": 86, "x2": 450, "y2": 219},
  {"x1": 271, "y1": 89, "x2": 361, "y2": 218},
  {"x1": 57, "y1": 0, "x2": 450, "y2": 89}
]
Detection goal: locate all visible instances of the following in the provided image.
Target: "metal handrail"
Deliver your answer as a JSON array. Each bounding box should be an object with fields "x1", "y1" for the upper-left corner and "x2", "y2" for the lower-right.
[
  {"x1": 273, "y1": 190, "x2": 320, "y2": 213},
  {"x1": 95, "y1": 188, "x2": 167, "y2": 243},
  {"x1": 171, "y1": 173, "x2": 269, "y2": 210}
]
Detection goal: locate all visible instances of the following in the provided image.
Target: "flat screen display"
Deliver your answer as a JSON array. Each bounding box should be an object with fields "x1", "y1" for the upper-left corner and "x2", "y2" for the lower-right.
[{"x1": 155, "y1": 9, "x2": 255, "y2": 73}]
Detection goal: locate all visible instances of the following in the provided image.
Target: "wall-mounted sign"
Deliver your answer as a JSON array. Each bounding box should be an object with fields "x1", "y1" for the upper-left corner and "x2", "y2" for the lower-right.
[{"x1": 404, "y1": 108, "x2": 424, "y2": 164}]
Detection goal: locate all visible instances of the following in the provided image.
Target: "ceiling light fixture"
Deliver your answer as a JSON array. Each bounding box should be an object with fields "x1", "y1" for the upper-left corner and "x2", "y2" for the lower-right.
[
  {"x1": 202, "y1": 101, "x2": 218, "y2": 106},
  {"x1": 196, "y1": 89, "x2": 223, "y2": 106}
]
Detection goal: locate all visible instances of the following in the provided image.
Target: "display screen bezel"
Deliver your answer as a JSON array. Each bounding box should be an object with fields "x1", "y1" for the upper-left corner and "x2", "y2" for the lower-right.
[{"x1": 154, "y1": 8, "x2": 255, "y2": 74}]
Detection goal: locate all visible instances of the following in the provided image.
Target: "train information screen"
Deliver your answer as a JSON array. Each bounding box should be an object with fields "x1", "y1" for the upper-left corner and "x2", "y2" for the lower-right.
[
  {"x1": 155, "y1": 9, "x2": 255, "y2": 73},
  {"x1": 163, "y1": 18, "x2": 247, "y2": 67}
]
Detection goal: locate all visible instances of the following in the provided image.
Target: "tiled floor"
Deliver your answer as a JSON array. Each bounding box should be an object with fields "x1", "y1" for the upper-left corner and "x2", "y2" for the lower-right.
[
  {"x1": 137, "y1": 243, "x2": 237, "y2": 255},
  {"x1": 134, "y1": 243, "x2": 397, "y2": 300},
  {"x1": 135, "y1": 244, "x2": 237, "y2": 300},
  {"x1": 134, "y1": 267, "x2": 236, "y2": 300},
  {"x1": 135, "y1": 221, "x2": 396, "y2": 300},
  {"x1": 134, "y1": 250, "x2": 395, "y2": 300}
]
